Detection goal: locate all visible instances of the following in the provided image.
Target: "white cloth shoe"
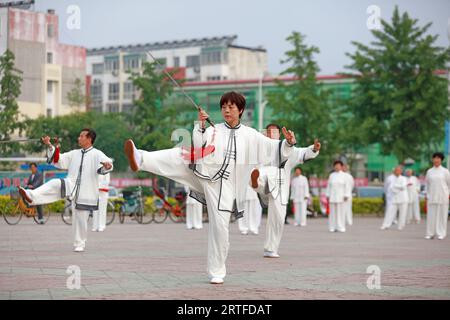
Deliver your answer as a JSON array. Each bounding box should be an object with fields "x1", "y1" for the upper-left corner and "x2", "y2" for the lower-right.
[
  {"x1": 210, "y1": 277, "x2": 224, "y2": 284},
  {"x1": 263, "y1": 251, "x2": 280, "y2": 258},
  {"x1": 424, "y1": 235, "x2": 433, "y2": 240},
  {"x1": 74, "y1": 246, "x2": 85, "y2": 252}
]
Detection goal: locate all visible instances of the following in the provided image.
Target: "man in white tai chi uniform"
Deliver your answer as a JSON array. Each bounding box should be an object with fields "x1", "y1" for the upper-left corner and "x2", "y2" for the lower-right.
[
  {"x1": 250, "y1": 123, "x2": 320, "y2": 258},
  {"x1": 425, "y1": 152, "x2": 450, "y2": 240},
  {"x1": 326, "y1": 160, "x2": 351, "y2": 233},
  {"x1": 381, "y1": 166, "x2": 409, "y2": 231},
  {"x1": 290, "y1": 167, "x2": 310, "y2": 227},
  {"x1": 19, "y1": 129, "x2": 113, "y2": 252},
  {"x1": 124, "y1": 91, "x2": 298, "y2": 284},
  {"x1": 405, "y1": 169, "x2": 421, "y2": 224}
]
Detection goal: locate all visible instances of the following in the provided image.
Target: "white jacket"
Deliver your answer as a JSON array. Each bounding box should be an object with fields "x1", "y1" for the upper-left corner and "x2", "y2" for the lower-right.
[
  {"x1": 326, "y1": 171, "x2": 351, "y2": 203},
  {"x1": 290, "y1": 175, "x2": 310, "y2": 203},
  {"x1": 406, "y1": 176, "x2": 420, "y2": 204},
  {"x1": 425, "y1": 165, "x2": 450, "y2": 204},
  {"x1": 389, "y1": 175, "x2": 409, "y2": 204}
]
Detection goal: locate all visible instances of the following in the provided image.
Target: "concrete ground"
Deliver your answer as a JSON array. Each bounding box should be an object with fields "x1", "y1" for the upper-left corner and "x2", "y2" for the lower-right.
[{"x1": 0, "y1": 214, "x2": 449, "y2": 300}]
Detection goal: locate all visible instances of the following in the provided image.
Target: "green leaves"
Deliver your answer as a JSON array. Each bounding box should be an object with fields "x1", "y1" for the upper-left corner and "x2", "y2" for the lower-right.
[
  {"x1": 345, "y1": 6, "x2": 450, "y2": 163},
  {"x1": 0, "y1": 50, "x2": 24, "y2": 155}
]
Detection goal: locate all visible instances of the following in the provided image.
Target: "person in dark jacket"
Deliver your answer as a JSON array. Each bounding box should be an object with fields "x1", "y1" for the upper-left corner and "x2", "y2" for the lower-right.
[{"x1": 27, "y1": 163, "x2": 44, "y2": 224}]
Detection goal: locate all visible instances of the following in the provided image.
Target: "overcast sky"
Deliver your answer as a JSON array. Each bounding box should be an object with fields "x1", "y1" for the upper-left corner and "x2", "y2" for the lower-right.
[{"x1": 28, "y1": 0, "x2": 450, "y2": 75}]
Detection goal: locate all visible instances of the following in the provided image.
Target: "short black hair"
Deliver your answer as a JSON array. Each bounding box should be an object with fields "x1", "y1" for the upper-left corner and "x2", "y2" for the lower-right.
[
  {"x1": 220, "y1": 91, "x2": 246, "y2": 118},
  {"x1": 81, "y1": 128, "x2": 96, "y2": 144},
  {"x1": 294, "y1": 167, "x2": 302, "y2": 172},
  {"x1": 432, "y1": 152, "x2": 445, "y2": 161},
  {"x1": 266, "y1": 123, "x2": 281, "y2": 131},
  {"x1": 333, "y1": 160, "x2": 344, "y2": 167},
  {"x1": 29, "y1": 163, "x2": 37, "y2": 168}
]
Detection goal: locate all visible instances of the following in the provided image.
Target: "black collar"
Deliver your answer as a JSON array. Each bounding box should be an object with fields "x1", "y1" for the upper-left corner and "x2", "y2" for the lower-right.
[
  {"x1": 224, "y1": 121, "x2": 241, "y2": 129},
  {"x1": 81, "y1": 146, "x2": 94, "y2": 154}
]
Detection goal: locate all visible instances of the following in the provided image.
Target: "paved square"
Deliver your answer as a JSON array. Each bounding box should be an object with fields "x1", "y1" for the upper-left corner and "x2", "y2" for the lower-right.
[{"x1": 1, "y1": 215, "x2": 449, "y2": 299}]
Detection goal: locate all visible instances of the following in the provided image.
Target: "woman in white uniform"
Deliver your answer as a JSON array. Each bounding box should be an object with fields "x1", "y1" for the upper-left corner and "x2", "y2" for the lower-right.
[
  {"x1": 425, "y1": 152, "x2": 450, "y2": 240},
  {"x1": 326, "y1": 160, "x2": 351, "y2": 233},
  {"x1": 290, "y1": 167, "x2": 310, "y2": 227}
]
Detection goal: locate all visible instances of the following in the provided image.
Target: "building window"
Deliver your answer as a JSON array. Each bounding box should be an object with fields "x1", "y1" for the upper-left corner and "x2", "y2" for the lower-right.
[
  {"x1": 173, "y1": 56, "x2": 180, "y2": 68},
  {"x1": 201, "y1": 51, "x2": 223, "y2": 65},
  {"x1": 46, "y1": 108, "x2": 52, "y2": 117},
  {"x1": 107, "y1": 103, "x2": 119, "y2": 113},
  {"x1": 108, "y1": 83, "x2": 119, "y2": 101},
  {"x1": 47, "y1": 24, "x2": 54, "y2": 38},
  {"x1": 46, "y1": 52, "x2": 53, "y2": 64},
  {"x1": 186, "y1": 55, "x2": 200, "y2": 68},
  {"x1": 207, "y1": 76, "x2": 221, "y2": 81},
  {"x1": 105, "y1": 57, "x2": 119, "y2": 72},
  {"x1": 90, "y1": 80, "x2": 103, "y2": 104},
  {"x1": 123, "y1": 82, "x2": 135, "y2": 100},
  {"x1": 92, "y1": 63, "x2": 104, "y2": 75},
  {"x1": 124, "y1": 55, "x2": 140, "y2": 71}
]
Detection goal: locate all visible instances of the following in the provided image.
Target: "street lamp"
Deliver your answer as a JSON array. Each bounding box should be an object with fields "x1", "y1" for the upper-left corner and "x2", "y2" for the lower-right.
[{"x1": 257, "y1": 53, "x2": 267, "y2": 132}]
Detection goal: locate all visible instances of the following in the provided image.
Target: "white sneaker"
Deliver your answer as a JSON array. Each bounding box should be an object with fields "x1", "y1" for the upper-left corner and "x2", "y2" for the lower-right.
[
  {"x1": 210, "y1": 277, "x2": 224, "y2": 284},
  {"x1": 337, "y1": 229, "x2": 346, "y2": 233},
  {"x1": 98, "y1": 228, "x2": 105, "y2": 232},
  {"x1": 424, "y1": 235, "x2": 433, "y2": 240},
  {"x1": 329, "y1": 229, "x2": 336, "y2": 233},
  {"x1": 437, "y1": 236, "x2": 445, "y2": 240},
  {"x1": 91, "y1": 229, "x2": 98, "y2": 232},
  {"x1": 240, "y1": 231, "x2": 248, "y2": 235},
  {"x1": 74, "y1": 246, "x2": 85, "y2": 252},
  {"x1": 263, "y1": 251, "x2": 280, "y2": 258},
  {"x1": 380, "y1": 226, "x2": 388, "y2": 230}
]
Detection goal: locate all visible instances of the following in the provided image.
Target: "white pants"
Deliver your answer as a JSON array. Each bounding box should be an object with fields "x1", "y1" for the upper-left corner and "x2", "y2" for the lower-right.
[
  {"x1": 426, "y1": 204, "x2": 448, "y2": 238},
  {"x1": 264, "y1": 196, "x2": 287, "y2": 254},
  {"x1": 238, "y1": 199, "x2": 262, "y2": 234},
  {"x1": 382, "y1": 203, "x2": 407, "y2": 230},
  {"x1": 329, "y1": 202, "x2": 346, "y2": 232},
  {"x1": 345, "y1": 197, "x2": 353, "y2": 226},
  {"x1": 26, "y1": 179, "x2": 89, "y2": 248},
  {"x1": 293, "y1": 201, "x2": 307, "y2": 226},
  {"x1": 186, "y1": 202, "x2": 203, "y2": 229},
  {"x1": 92, "y1": 191, "x2": 108, "y2": 231},
  {"x1": 406, "y1": 197, "x2": 421, "y2": 223}
]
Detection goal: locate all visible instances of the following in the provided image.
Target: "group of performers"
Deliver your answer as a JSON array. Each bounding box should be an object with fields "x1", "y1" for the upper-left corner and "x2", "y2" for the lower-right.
[{"x1": 16, "y1": 91, "x2": 448, "y2": 284}]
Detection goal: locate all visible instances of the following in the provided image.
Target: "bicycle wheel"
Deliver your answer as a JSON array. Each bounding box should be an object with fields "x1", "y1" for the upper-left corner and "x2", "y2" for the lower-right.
[
  {"x1": 61, "y1": 205, "x2": 72, "y2": 225},
  {"x1": 106, "y1": 201, "x2": 115, "y2": 225},
  {"x1": 33, "y1": 205, "x2": 51, "y2": 224},
  {"x1": 118, "y1": 206, "x2": 125, "y2": 224},
  {"x1": 152, "y1": 208, "x2": 168, "y2": 224},
  {"x1": 3, "y1": 202, "x2": 23, "y2": 225},
  {"x1": 168, "y1": 205, "x2": 186, "y2": 223},
  {"x1": 140, "y1": 206, "x2": 153, "y2": 225}
]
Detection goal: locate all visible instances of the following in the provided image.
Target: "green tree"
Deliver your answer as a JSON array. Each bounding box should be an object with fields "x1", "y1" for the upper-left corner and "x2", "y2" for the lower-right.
[
  {"x1": 267, "y1": 32, "x2": 340, "y2": 176},
  {"x1": 0, "y1": 49, "x2": 23, "y2": 155},
  {"x1": 67, "y1": 78, "x2": 87, "y2": 109},
  {"x1": 127, "y1": 61, "x2": 186, "y2": 151},
  {"x1": 345, "y1": 6, "x2": 450, "y2": 163}
]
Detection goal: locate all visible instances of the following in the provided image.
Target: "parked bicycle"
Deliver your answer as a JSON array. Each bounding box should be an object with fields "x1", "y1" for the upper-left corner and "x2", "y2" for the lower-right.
[
  {"x1": 2, "y1": 190, "x2": 50, "y2": 225},
  {"x1": 61, "y1": 198, "x2": 116, "y2": 225},
  {"x1": 117, "y1": 186, "x2": 153, "y2": 224}
]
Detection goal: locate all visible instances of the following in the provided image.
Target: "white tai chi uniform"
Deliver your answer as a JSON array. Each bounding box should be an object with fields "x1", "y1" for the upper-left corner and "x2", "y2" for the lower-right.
[
  {"x1": 185, "y1": 186, "x2": 203, "y2": 230},
  {"x1": 92, "y1": 173, "x2": 110, "y2": 232},
  {"x1": 290, "y1": 174, "x2": 310, "y2": 227},
  {"x1": 384, "y1": 173, "x2": 396, "y2": 222},
  {"x1": 238, "y1": 185, "x2": 262, "y2": 235},
  {"x1": 134, "y1": 122, "x2": 294, "y2": 281},
  {"x1": 406, "y1": 175, "x2": 421, "y2": 224},
  {"x1": 425, "y1": 166, "x2": 450, "y2": 239},
  {"x1": 23, "y1": 145, "x2": 113, "y2": 249},
  {"x1": 253, "y1": 146, "x2": 319, "y2": 255},
  {"x1": 326, "y1": 170, "x2": 351, "y2": 232},
  {"x1": 343, "y1": 171, "x2": 355, "y2": 226},
  {"x1": 381, "y1": 175, "x2": 409, "y2": 230}
]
